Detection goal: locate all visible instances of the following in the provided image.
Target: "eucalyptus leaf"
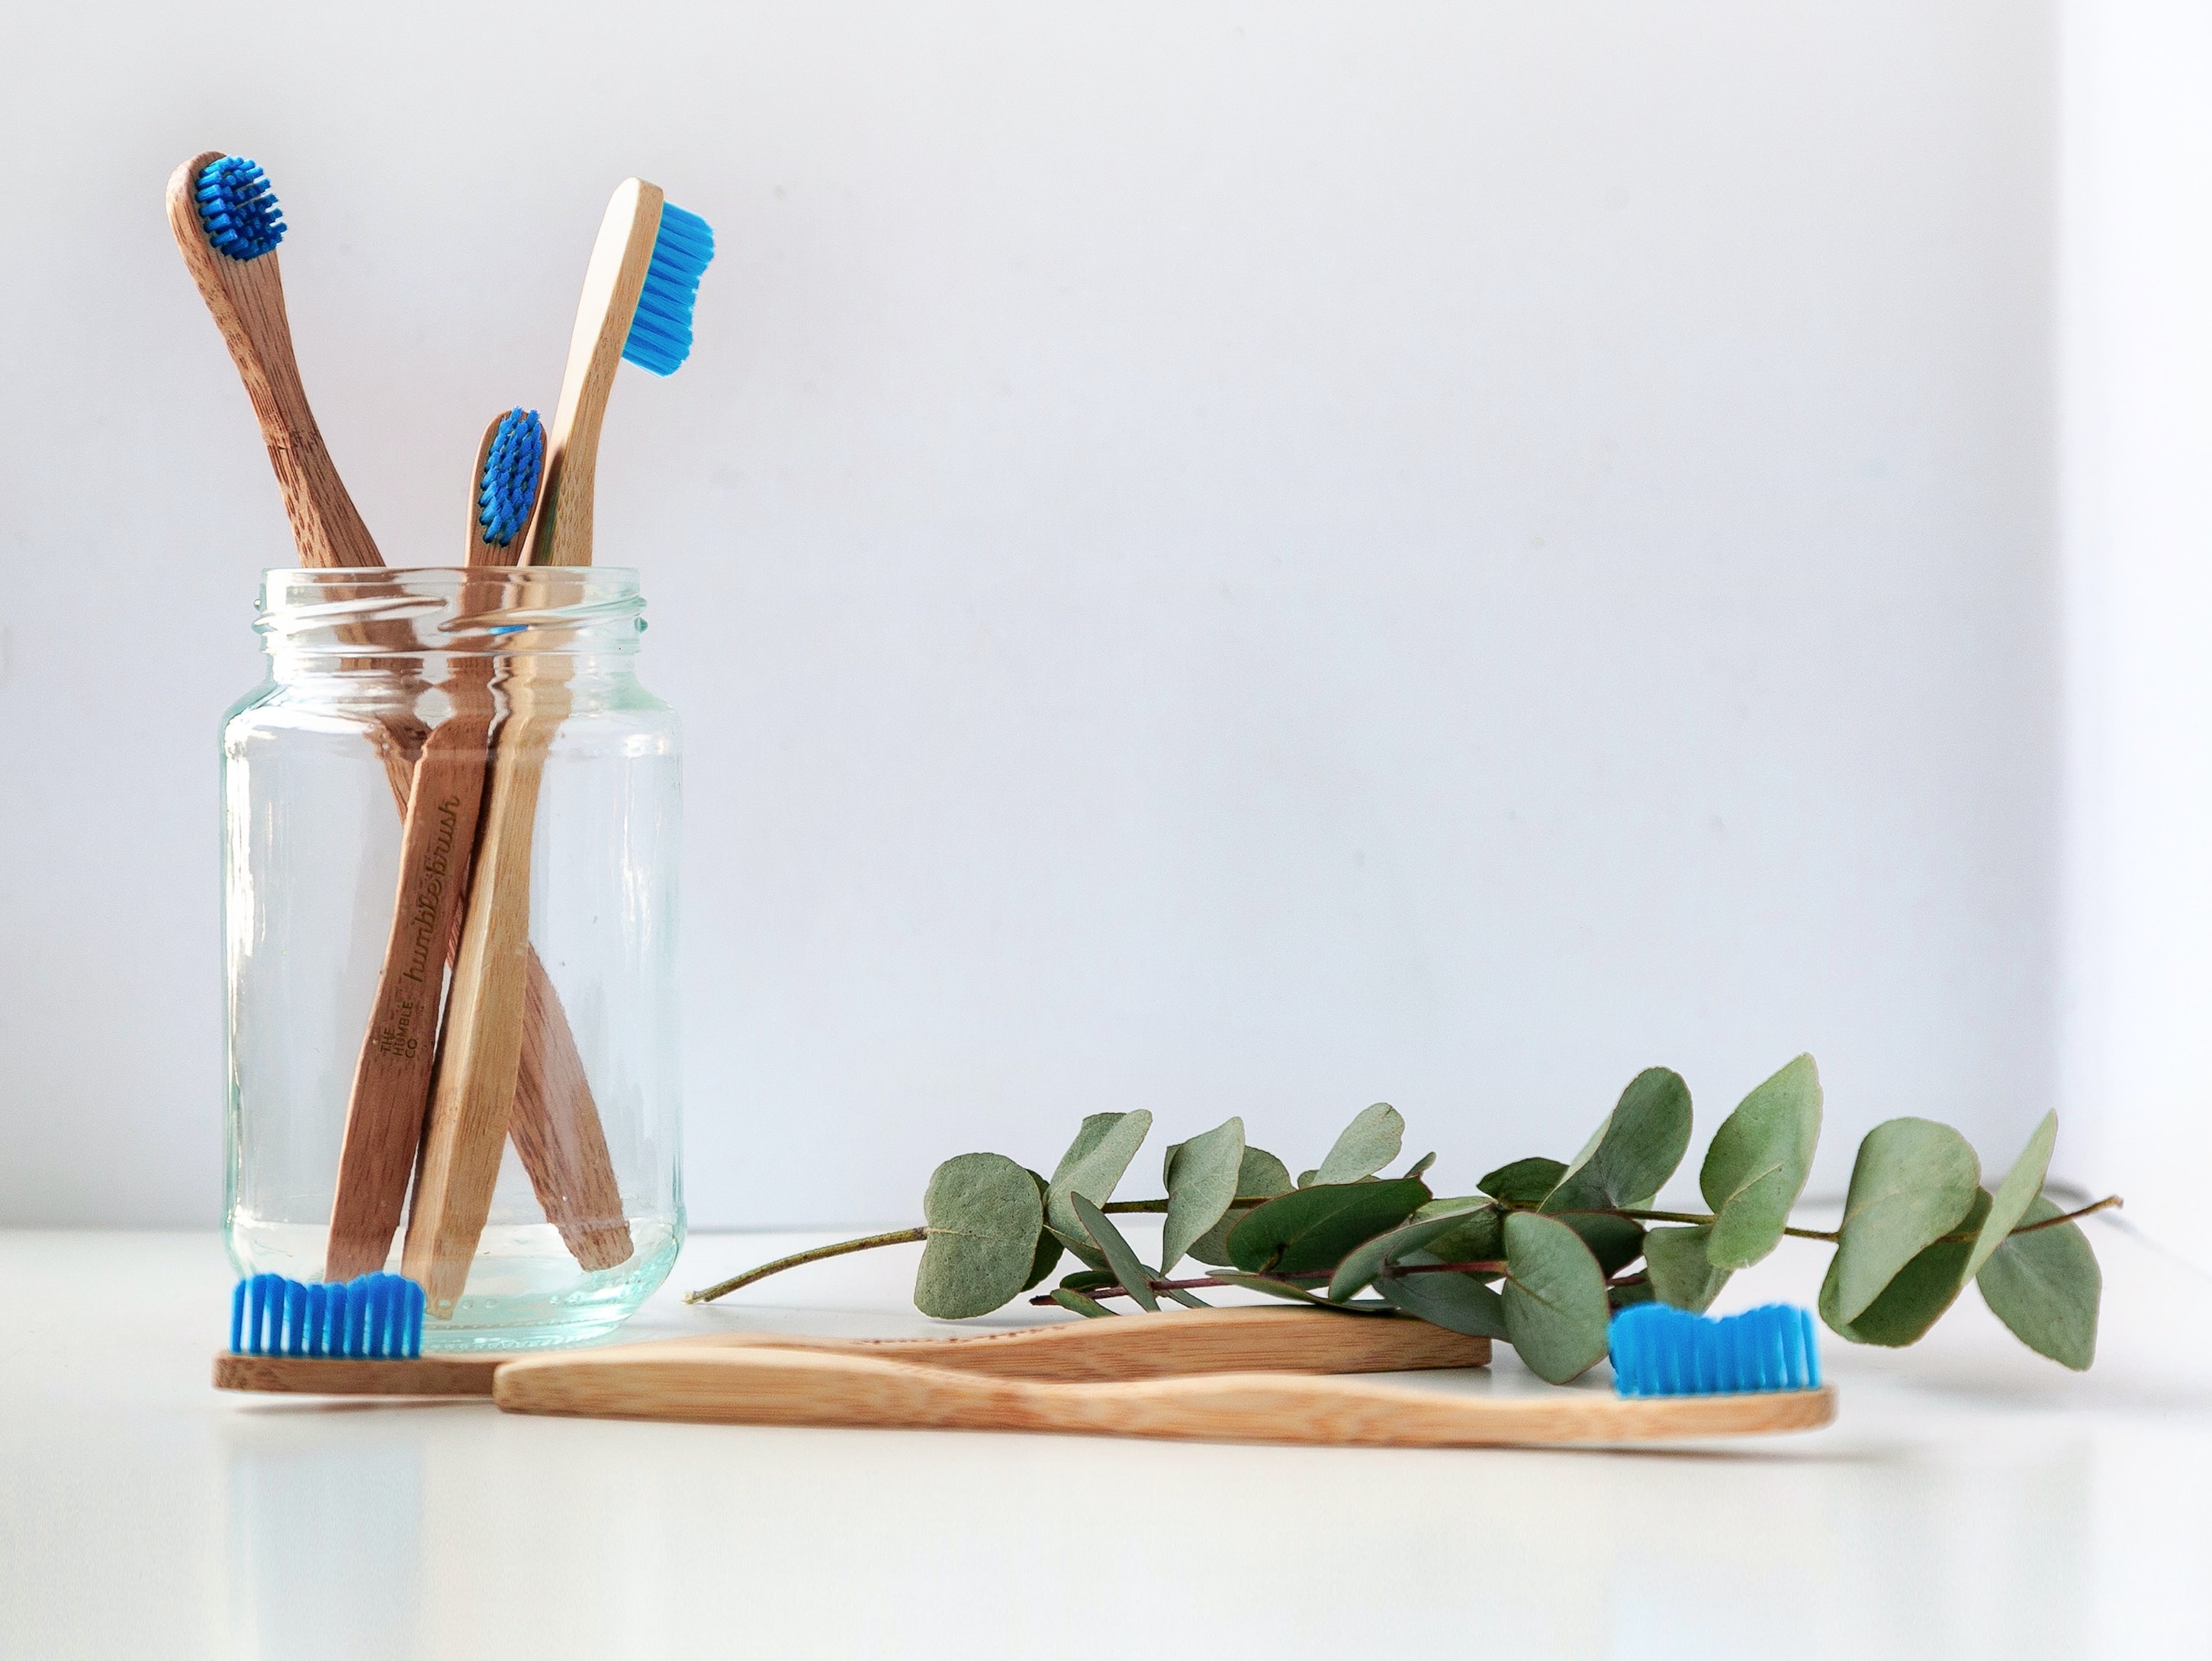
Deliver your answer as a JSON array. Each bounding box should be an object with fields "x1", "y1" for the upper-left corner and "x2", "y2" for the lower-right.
[
  {"x1": 1069, "y1": 1191, "x2": 1160, "y2": 1312},
  {"x1": 1049, "y1": 1288, "x2": 1117, "y2": 1318},
  {"x1": 1185, "y1": 1147, "x2": 1297, "y2": 1266},
  {"x1": 1410, "y1": 1200, "x2": 1505, "y2": 1267},
  {"x1": 1207, "y1": 1270, "x2": 1397, "y2": 1312},
  {"x1": 1021, "y1": 1168, "x2": 1063, "y2": 1290},
  {"x1": 1059, "y1": 1269, "x2": 1117, "y2": 1292},
  {"x1": 1159, "y1": 1285, "x2": 1212, "y2": 1308},
  {"x1": 1159, "y1": 1116, "x2": 1246, "y2": 1273},
  {"x1": 1966, "y1": 1112, "x2": 2059, "y2": 1281},
  {"x1": 1405, "y1": 1152, "x2": 1438, "y2": 1181},
  {"x1": 1313, "y1": 1103, "x2": 1406, "y2": 1186},
  {"x1": 1479, "y1": 1157, "x2": 1569, "y2": 1206},
  {"x1": 1830, "y1": 1117, "x2": 1982, "y2": 1324},
  {"x1": 1699, "y1": 1054, "x2": 1823, "y2": 1270},
  {"x1": 1237, "y1": 1147, "x2": 1295, "y2": 1200},
  {"x1": 1227, "y1": 1179, "x2": 1430, "y2": 1276},
  {"x1": 1555, "y1": 1213, "x2": 1647, "y2": 1278},
  {"x1": 1821, "y1": 1189, "x2": 1989, "y2": 1347},
  {"x1": 1327, "y1": 1202, "x2": 1493, "y2": 1302},
  {"x1": 1375, "y1": 1263, "x2": 1509, "y2": 1336},
  {"x1": 1608, "y1": 1280, "x2": 1657, "y2": 1312},
  {"x1": 1977, "y1": 1196, "x2": 2100, "y2": 1370},
  {"x1": 1501, "y1": 1212, "x2": 1611, "y2": 1383},
  {"x1": 914, "y1": 1153, "x2": 1048, "y2": 1319},
  {"x1": 1046, "y1": 1110, "x2": 1155, "y2": 1260},
  {"x1": 1642, "y1": 1225, "x2": 1731, "y2": 1312},
  {"x1": 1545, "y1": 1067, "x2": 1693, "y2": 1212}
]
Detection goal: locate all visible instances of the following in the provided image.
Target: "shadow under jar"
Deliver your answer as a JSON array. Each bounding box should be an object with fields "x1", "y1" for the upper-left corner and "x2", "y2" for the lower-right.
[{"x1": 223, "y1": 567, "x2": 683, "y2": 1349}]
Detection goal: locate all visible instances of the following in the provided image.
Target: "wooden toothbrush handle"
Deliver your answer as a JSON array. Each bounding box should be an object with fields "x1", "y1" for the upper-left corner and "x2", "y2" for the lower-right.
[
  {"x1": 494, "y1": 1345, "x2": 1839, "y2": 1446},
  {"x1": 403, "y1": 655, "x2": 572, "y2": 1315},
  {"x1": 214, "y1": 1307, "x2": 1487, "y2": 1397},
  {"x1": 325, "y1": 677, "x2": 497, "y2": 1280},
  {"x1": 166, "y1": 152, "x2": 381, "y2": 571}
]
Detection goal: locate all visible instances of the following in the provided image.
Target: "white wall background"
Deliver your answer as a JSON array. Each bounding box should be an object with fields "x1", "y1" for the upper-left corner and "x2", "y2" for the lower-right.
[
  {"x1": 0, "y1": 2, "x2": 2071, "y2": 1230},
  {"x1": 2059, "y1": 0, "x2": 2212, "y2": 1261}
]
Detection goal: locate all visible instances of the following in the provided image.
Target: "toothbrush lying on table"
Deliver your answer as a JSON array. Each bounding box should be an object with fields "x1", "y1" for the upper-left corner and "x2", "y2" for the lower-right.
[
  {"x1": 493, "y1": 1301, "x2": 1834, "y2": 1446},
  {"x1": 216, "y1": 1278, "x2": 1833, "y2": 1448},
  {"x1": 403, "y1": 179, "x2": 713, "y2": 1315},
  {"x1": 169, "y1": 153, "x2": 633, "y2": 1276},
  {"x1": 216, "y1": 1286, "x2": 1490, "y2": 1397}
]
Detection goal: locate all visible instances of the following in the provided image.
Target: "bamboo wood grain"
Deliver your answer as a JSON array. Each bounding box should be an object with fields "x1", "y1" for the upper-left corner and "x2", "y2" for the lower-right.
[
  {"x1": 166, "y1": 153, "x2": 381, "y2": 570},
  {"x1": 402, "y1": 655, "x2": 567, "y2": 1315},
  {"x1": 323, "y1": 423, "x2": 520, "y2": 1280},
  {"x1": 403, "y1": 179, "x2": 671, "y2": 1312},
  {"x1": 213, "y1": 1306, "x2": 1491, "y2": 1396},
  {"x1": 169, "y1": 152, "x2": 629, "y2": 1272},
  {"x1": 526, "y1": 179, "x2": 664, "y2": 568},
  {"x1": 494, "y1": 1347, "x2": 1836, "y2": 1447}
]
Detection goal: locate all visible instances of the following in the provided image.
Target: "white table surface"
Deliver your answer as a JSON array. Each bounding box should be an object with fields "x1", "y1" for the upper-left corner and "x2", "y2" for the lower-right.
[{"x1": 4, "y1": 1216, "x2": 2207, "y2": 1660}]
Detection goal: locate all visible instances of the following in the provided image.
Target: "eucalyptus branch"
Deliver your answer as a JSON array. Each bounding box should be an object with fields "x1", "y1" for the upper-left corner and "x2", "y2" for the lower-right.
[
  {"x1": 685, "y1": 1064, "x2": 2111, "y2": 1375},
  {"x1": 685, "y1": 1227, "x2": 926, "y2": 1305}
]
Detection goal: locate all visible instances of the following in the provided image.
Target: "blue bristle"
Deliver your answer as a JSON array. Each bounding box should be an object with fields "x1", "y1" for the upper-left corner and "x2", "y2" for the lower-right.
[
  {"x1": 195, "y1": 156, "x2": 286, "y2": 261},
  {"x1": 227, "y1": 1272, "x2": 426, "y2": 1359},
  {"x1": 1609, "y1": 1302, "x2": 1821, "y2": 1398},
  {"x1": 477, "y1": 408, "x2": 545, "y2": 547},
  {"x1": 621, "y1": 201, "x2": 715, "y2": 377}
]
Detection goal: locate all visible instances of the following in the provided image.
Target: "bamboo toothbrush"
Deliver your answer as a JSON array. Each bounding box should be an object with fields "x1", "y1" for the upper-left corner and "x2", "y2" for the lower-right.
[
  {"x1": 169, "y1": 153, "x2": 632, "y2": 1277},
  {"x1": 166, "y1": 153, "x2": 382, "y2": 569},
  {"x1": 490, "y1": 1303, "x2": 1834, "y2": 1447},
  {"x1": 323, "y1": 413, "x2": 544, "y2": 1280},
  {"x1": 403, "y1": 179, "x2": 714, "y2": 1315},
  {"x1": 216, "y1": 1290, "x2": 1490, "y2": 1397}
]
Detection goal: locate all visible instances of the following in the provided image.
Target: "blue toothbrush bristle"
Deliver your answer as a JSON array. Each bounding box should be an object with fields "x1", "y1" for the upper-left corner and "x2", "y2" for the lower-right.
[
  {"x1": 477, "y1": 408, "x2": 545, "y2": 547},
  {"x1": 621, "y1": 201, "x2": 715, "y2": 376},
  {"x1": 228, "y1": 1273, "x2": 426, "y2": 1359},
  {"x1": 195, "y1": 156, "x2": 287, "y2": 261},
  {"x1": 1609, "y1": 1302, "x2": 1821, "y2": 1397}
]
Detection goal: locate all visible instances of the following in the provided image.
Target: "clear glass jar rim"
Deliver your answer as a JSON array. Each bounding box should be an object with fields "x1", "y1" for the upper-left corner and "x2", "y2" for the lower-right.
[{"x1": 256, "y1": 566, "x2": 646, "y2": 656}]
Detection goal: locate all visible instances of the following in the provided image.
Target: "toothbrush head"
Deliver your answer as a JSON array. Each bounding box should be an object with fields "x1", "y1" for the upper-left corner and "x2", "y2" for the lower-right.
[
  {"x1": 621, "y1": 201, "x2": 715, "y2": 376},
  {"x1": 230, "y1": 1272, "x2": 426, "y2": 1359},
  {"x1": 1607, "y1": 1301, "x2": 1821, "y2": 1397},
  {"x1": 477, "y1": 408, "x2": 545, "y2": 549},
  {"x1": 195, "y1": 156, "x2": 286, "y2": 262}
]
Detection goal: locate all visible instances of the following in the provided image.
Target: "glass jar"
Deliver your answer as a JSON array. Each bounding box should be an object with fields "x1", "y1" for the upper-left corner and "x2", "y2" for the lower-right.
[{"x1": 222, "y1": 567, "x2": 682, "y2": 1349}]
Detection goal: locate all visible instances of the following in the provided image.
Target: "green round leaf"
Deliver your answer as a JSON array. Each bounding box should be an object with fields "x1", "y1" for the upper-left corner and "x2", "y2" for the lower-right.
[
  {"x1": 1069, "y1": 1191, "x2": 1159, "y2": 1312},
  {"x1": 1545, "y1": 1067, "x2": 1693, "y2": 1212},
  {"x1": 1477, "y1": 1157, "x2": 1567, "y2": 1205},
  {"x1": 1555, "y1": 1213, "x2": 1646, "y2": 1277},
  {"x1": 1820, "y1": 1189, "x2": 1989, "y2": 1347},
  {"x1": 1976, "y1": 1196, "x2": 2100, "y2": 1370},
  {"x1": 1184, "y1": 1148, "x2": 1297, "y2": 1267},
  {"x1": 915, "y1": 1152, "x2": 1047, "y2": 1319},
  {"x1": 1159, "y1": 1116, "x2": 1246, "y2": 1273},
  {"x1": 1699, "y1": 1054, "x2": 1823, "y2": 1270},
  {"x1": 1643, "y1": 1224, "x2": 1732, "y2": 1312},
  {"x1": 1501, "y1": 1212, "x2": 1611, "y2": 1383},
  {"x1": 1327, "y1": 1202, "x2": 1493, "y2": 1302},
  {"x1": 1966, "y1": 1112, "x2": 2059, "y2": 1281},
  {"x1": 1313, "y1": 1103, "x2": 1406, "y2": 1186},
  {"x1": 1830, "y1": 1116, "x2": 1982, "y2": 1324},
  {"x1": 1226, "y1": 1179, "x2": 1430, "y2": 1276},
  {"x1": 1407, "y1": 1199, "x2": 1505, "y2": 1268},
  {"x1": 1020, "y1": 1167, "x2": 1063, "y2": 1290},
  {"x1": 1045, "y1": 1110, "x2": 1154, "y2": 1260},
  {"x1": 1375, "y1": 1261, "x2": 1509, "y2": 1337}
]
